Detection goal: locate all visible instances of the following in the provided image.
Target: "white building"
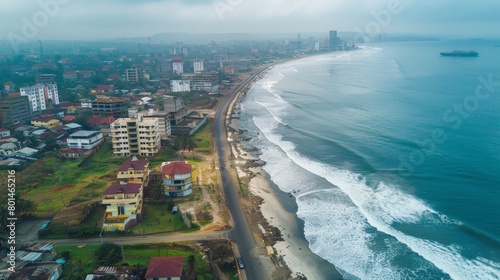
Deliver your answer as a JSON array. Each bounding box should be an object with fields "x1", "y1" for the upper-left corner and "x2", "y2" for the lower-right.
[
  {"x1": 172, "y1": 59, "x2": 184, "y2": 74},
  {"x1": 170, "y1": 80, "x2": 191, "y2": 93},
  {"x1": 111, "y1": 115, "x2": 161, "y2": 157},
  {"x1": 20, "y1": 84, "x2": 59, "y2": 112},
  {"x1": 67, "y1": 130, "x2": 104, "y2": 150},
  {"x1": 193, "y1": 59, "x2": 204, "y2": 73}
]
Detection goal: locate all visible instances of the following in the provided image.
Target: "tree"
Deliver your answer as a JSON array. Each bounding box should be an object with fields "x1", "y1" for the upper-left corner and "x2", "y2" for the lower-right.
[
  {"x1": 94, "y1": 243, "x2": 122, "y2": 265},
  {"x1": 185, "y1": 254, "x2": 197, "y2": 280},
  {"x1": 186, "y1": 137, "x2": 197, "y2": 158},
  {"x1": 17, "y1": 198, "x2": 37, "y2": 216},
  {"x1": 150, "y1": 182, "x2": 166, "y2": 204}
]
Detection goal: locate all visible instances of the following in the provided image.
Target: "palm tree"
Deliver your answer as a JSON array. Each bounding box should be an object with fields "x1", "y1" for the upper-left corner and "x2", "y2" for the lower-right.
[{"x1": 149, "y1": 182, "x2": 166, "y2": 204}]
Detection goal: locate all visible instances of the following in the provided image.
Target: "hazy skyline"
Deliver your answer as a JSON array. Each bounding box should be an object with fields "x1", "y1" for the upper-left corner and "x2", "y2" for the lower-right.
[{"x1": 2, "y1": 0, "x2": 500, "y2": 41}]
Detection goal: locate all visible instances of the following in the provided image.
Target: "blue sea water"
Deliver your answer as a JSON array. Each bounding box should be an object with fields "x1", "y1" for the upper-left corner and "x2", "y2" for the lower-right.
[{"x1": 240, "y1": 40, "x2": 500, "y2": 279}]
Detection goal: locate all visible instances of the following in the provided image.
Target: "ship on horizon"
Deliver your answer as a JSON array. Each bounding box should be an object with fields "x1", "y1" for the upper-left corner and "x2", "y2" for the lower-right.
[{"x1": 440, "y1": 50, "x2": 479, "y2": 57}]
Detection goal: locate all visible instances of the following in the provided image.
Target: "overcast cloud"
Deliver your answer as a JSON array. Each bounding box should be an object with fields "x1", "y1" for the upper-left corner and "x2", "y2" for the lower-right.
[{"x1": 1, "y1": 0, "x2": 499, "y2": 40}]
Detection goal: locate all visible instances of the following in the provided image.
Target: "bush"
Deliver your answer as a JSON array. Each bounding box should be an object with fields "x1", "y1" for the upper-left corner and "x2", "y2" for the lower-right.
[{"x1": 95, "y1": 243, "x2": 122, "y2": 265}]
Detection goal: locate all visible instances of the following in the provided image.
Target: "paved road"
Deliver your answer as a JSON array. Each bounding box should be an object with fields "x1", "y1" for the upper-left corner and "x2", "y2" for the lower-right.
[
  {"x1": 214, "y1": 67, "x2": 271, "y2": 280},
  {"x1": 43, "y1": 230, "x2": 227, "y2": 246}
]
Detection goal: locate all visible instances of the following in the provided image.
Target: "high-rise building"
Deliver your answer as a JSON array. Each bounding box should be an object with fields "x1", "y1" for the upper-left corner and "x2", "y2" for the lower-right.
[
  {"x1": 20, "y1": 84, "x2": 59, "y2": 112},
  {"x1": 0, "y1": 95, "x2": 31, "y2": 128},
  {"x1": 110, "y1": 115, "x2": 161, "y2": 157},
  {"x1": 125, "y1": 67, "x2": 144, "y2": 83},
  {"x1": 193, "y1": 59, "x2": 204, "y2": 73},
  {"x1": 329, "y1": 30, "x2": 339, "y2": 51},
  {"x1": 172, "y1": 59, "x2": 184, "y2": 74}
]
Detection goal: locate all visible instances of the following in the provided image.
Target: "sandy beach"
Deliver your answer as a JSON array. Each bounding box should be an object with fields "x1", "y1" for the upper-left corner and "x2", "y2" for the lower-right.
[{"x1": 226, "y1": 81, "x2": 343, "y2": 280}]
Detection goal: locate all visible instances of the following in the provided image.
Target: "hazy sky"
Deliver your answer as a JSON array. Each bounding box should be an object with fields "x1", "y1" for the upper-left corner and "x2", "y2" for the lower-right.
[{"x1": 2, "y1": 0, "x2": 499, "y2": 40}]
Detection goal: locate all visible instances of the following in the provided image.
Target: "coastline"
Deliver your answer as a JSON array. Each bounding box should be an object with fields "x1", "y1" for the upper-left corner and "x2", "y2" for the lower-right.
[{"x1": 225, "y1": 69, "x2": 343, "y2": 279}]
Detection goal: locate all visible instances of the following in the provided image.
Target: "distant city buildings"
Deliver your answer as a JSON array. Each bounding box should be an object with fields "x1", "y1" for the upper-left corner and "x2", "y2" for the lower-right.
[
  {"x1": 125, "y1": 67, "x2": 145, "y2": 83},
  {"x1": 172, "y1": 59, "x2": 184, "y2": 74},
  {"x1": 193, "y1": 59, "x2": 204, "y2": 73},
  {"x1": 0, "y1": 95, "x2": 31, "y2": 128},
  {"x1": 35, "y1": 73, "x2": 56, "y2": 84},
  {"x1": 20, "y1": 84, "x2": 59, "y2": 112},
  {"x1": 110, "y1": 115, "x2": 161, "y2": 157},
  {"x1": 63, "y1": 70, "x2": 96, "y2": 80}
]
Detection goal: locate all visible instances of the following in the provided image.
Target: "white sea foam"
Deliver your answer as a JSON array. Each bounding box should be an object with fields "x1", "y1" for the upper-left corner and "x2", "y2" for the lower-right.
[{"x1": 245, "y1": 74, "x2": 500, "y2": 279}]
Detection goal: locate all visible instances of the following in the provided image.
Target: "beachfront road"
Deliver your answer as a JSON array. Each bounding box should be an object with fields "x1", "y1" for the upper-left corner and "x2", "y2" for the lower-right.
[{"x1": 214, "y1": 67, "x2": 271, "y2": 280}]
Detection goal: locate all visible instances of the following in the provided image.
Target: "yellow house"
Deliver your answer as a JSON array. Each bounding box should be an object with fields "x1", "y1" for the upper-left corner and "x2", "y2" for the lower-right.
[
  {"x1": 31, "y1": 117, "x2": 61, "y2": 129},
  {"x1": 102, "y1": 182, "x2": 143, "y2": 231},
  {"x1": 117, "y1": 156, "x2": 150, "y2": 184}
]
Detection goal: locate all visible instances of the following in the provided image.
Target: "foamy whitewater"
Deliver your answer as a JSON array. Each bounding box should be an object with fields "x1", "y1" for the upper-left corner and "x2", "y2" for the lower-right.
[{"x1": 239, "y1": 41, "x2": 500, "y2": 279}]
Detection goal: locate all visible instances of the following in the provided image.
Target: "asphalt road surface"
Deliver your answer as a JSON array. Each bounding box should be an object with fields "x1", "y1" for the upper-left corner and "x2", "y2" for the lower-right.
[{"x1": 214, "y1": 66, "x2": 271, "y2": 280}]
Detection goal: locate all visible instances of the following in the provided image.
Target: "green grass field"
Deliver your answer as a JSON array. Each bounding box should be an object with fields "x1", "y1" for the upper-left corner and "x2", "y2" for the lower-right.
[
  {"x1": 132, "y1": 203, "x2": 188, "y2": 234},
  {"x1": 20, "y1": 142, "x2": 122, "y2": 214},
  {"x1": 56, "y1": 242, "x2": 213, "y2": 280}
]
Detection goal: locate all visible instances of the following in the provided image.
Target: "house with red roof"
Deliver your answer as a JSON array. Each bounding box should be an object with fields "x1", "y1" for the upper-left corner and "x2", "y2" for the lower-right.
[
  {"x1": 161, "y1": 161, "x2": 193, "y2": 197},
  {"x1": 145, "y1": 257, "x2": 184, "y2": 280},
  {"x1": 102, "y1": 182, "x2": 143, "y2": 231},
  {"x1": 117, "y1": 156, "x2": 150, "y2": 184}
]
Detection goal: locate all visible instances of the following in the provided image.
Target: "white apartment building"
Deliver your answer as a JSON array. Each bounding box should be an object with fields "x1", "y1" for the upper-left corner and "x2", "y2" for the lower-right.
[
  {"x1": 67, "y1": 130, "x2": 104, "y2": 150},
  {"x1": 20, "y1": 84, "x2": 59, "y2": 112},
  {"x1": 193, "y1": 59, "x2": 204, "y2": 73},
  {"x1": 170, "y1": 80, "x2": 191, "y2": 93},
  {"x1": 172, "y1": 59, "x2": 184, "y2": 74},
  {"x1": 111, "y1": 115, "x2": 161, "y2": 157}
]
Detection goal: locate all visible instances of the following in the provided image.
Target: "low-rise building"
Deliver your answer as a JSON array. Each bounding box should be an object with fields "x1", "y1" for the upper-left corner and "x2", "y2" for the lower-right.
[
  {"x1": 145, "y1": 257, "x2": 184, "y2": 280},
  {"x1": 102, "y1": 182, "x2": 143, "y2": 231},
  {"x1": 67, "y1": 130, "x2": 104, "y2": 150},
  {"x1": 170, "y1": 80, "x2": 191, "y2": 93},
  {"x1": 91, "y1": 97, "x2": 128, "y2": 117},
  {"x1": 161, "y1": 161, "x2": 193, "y2": 197},
  {"x1": 117, "y1": 156, "x2": 150, "y2": 184},
  {"x1": 31, "y1": 117, "x2": 61, "y2": 129}
]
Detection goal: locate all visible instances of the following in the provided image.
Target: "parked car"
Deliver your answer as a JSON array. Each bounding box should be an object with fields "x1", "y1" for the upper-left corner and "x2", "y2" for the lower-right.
[{"x1": 237, "y1": 257, "x2": 244, "y2": 269}]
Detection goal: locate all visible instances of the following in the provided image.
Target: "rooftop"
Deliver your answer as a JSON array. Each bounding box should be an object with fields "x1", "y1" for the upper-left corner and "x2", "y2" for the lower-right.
[
  {"x1": 161, "y1": 161, "x2": 192, "y2": 175},
  {"x1": 145, "y1": 256, "x2": 184, "y2": 278},
  {"x1": 118, "y1": 156, "x2": 149, "y2": 172},
  {"x1": 69, "y1": 130, "x2": 101, "y2": 138},
  {"x1": 103, "y1": 182, "x2": 142, "y2": 195}
]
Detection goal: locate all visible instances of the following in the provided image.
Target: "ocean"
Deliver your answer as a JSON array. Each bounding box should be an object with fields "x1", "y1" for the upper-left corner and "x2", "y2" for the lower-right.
[{"x1": 239, "y1": 40, "x2": 500, "y2": 279}]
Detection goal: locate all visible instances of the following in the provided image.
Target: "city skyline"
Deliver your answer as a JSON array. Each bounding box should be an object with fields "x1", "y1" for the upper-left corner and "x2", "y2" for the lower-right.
[{"x1": 1, "y1": 0, "x2": 500, "y2": 42}]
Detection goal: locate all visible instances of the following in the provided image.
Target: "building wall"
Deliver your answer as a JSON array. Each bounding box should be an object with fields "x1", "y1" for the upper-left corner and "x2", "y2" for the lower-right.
[
  {"x1": 111, "y1": 116, "x2": 160, "y2": 157},
  {"x1": 0, "y1": 95, "x2": 31, "y2": 128},
  {"x1": 20, "y1": 84, "x2": 59, "y2": 112},
  {"x1": 67, "y1": 132, "x2": 104, "y2": 149},
  {"x1": 32, "y1": 119, "x2": 60, "y2": 129},
  {"x1": 170, "y1": 80, "x2": 191, "y2": 93}
]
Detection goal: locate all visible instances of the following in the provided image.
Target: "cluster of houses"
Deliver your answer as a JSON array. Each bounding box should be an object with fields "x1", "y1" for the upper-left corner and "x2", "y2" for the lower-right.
[
  {"x1": 0, "y1": 240, "x2": 184, "y2": 280},
  {"x1": 102, "y1": 157, "x2": 193, "y2": 231}
]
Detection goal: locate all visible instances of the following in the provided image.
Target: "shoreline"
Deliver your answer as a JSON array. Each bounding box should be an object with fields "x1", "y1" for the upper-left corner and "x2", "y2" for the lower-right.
[{"x1": 226, "y1": 69, "x2": 343, "y2": 279}]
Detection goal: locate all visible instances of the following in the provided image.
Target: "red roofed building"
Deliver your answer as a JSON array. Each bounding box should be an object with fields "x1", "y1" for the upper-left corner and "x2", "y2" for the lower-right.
[
  {"x1": 145, "y1": 257, "x2": 184, "y2": 280},
  {"x1": 102, "y1": 182, "x2": 143, "y2": 231},
  {"x1": 117, "y1": 156, "x2": 150, "y2": 184},
  {"x1": 161, "y1": 161, "x2": 192, "y2": 197}
]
